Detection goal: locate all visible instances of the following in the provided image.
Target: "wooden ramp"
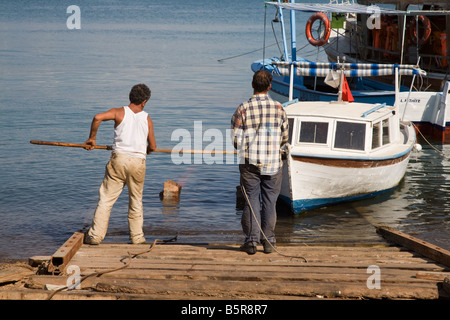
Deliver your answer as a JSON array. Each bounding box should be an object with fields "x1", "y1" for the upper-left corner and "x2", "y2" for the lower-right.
[{"x1": 1, "y1": 236, "x2": 449, "y2": 300}]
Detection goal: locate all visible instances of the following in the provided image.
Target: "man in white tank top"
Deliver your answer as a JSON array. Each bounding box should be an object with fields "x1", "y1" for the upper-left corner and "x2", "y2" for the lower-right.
[{"x1": 83, "y1": 84, "x2": 157, "y2": 245}]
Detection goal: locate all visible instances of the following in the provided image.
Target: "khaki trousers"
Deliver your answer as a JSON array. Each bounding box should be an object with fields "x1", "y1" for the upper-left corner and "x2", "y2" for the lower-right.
[{"x1": 87, "y1": 153, "x2": 146, "y2": 243}]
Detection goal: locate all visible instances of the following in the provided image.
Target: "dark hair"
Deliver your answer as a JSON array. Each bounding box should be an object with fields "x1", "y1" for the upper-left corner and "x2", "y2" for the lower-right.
[
  {"x1": 129, "y1": 84, "x2": 151, "y2": 105},
  {"x1": 252, "y1": 70, "x2": 273, "y2": 93}
]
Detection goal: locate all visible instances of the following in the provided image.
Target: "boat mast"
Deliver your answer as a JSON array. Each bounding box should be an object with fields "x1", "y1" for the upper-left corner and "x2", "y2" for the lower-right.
[
  {"x1": 289, "y1": 0, "x2": 297, "y2": 101},
  {"x1": 275, "y1": 0, "x2": 293, "y2": 100},
  {"x1": 276, "y1": 0, "x2": 289, "y2": 61},
  {"x1": 290, "y1": 0, "x2": 297, "y2": 63}
]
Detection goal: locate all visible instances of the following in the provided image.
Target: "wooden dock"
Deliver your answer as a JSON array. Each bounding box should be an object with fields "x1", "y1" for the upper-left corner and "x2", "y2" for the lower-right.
[{"x1": 1, "y1": 226, "x2": 449, "y2": 301}]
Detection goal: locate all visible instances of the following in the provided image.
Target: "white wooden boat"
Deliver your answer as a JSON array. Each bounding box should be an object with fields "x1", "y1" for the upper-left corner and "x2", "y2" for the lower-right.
[{"x1": 280, "y1": 99, "x2": 418, "y2": 213}]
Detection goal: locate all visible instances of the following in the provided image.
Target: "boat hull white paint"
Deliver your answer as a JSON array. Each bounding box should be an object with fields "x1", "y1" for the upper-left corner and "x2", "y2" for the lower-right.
[{"x1": 280, "y1": 150, "x2": 412, "y2": 214}]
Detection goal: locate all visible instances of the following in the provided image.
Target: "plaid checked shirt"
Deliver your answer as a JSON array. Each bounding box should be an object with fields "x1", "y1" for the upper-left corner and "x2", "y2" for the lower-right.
[{"x1": 231, "y1": 93, "x2": 289, "y2": 175}]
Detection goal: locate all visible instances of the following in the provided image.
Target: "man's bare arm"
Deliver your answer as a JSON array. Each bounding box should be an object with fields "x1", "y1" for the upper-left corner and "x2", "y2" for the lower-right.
[
  {"x1": 85, "y1": 108, "x2": 122, "y2": 150},
  {"x1": 146, "y1": 115, "x2": 157, "y2": 154}
]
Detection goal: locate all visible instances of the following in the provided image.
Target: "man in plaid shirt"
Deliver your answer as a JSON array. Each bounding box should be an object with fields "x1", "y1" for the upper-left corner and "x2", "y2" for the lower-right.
[{"x1": 231, "y1": 70, "x2": 289, "y2": 254}]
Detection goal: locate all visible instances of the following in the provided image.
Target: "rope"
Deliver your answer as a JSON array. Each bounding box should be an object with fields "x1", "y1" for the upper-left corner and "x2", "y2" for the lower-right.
[
  {"x1": 411, "y1": 122, "x2": 445, "y2": 156},
  {"x1": 240, "y1": 184, "x2": 307, "y2": 262},
  {"x1": 46, "y1": 235, "x2": 178, "y2": 300}
]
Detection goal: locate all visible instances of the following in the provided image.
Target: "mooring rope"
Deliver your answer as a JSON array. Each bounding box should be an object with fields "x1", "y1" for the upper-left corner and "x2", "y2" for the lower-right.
[
  {"x1": 46, "y1": 235, "x2": 178, "y2": 300},
  {"x1": 240, "y1": 184, "x2": 307, "y2": 262},
  {"x1": 411, "y1": 122, "x2": 446, "y2": 156}
]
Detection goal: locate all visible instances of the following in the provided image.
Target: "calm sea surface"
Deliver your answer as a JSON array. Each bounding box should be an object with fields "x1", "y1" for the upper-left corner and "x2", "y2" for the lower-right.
[{"x1": 0, "y1": 0, "x2": 448, "y2": 260}]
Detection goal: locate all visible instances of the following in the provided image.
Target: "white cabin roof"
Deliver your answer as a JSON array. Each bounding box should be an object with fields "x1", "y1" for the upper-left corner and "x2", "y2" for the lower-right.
[{"x1": 284, "y1": 101, "x2": 395, "y2": 123}]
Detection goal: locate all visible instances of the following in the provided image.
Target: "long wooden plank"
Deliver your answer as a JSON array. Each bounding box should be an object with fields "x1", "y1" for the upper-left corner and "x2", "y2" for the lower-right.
[
  {"x1": 377, "y1": 226, "x2": 450, "y2": 267},
  {"x1": 72, "y1": 252, "x2": 428, "y2": 265},
  {"x1": 92, "y1": 278, "x2": 439, "y2": 300},
  {"x1": 77, "y1": 245, "x2": 417, "y2": 257},
  {"x1": 78, "y1": 243, "x2": 401, "y2": 252},
  {"x1": 74, "y1": 244, "x2": 427, "y2": 264},
  {"x1": 28, "y1": 273, "x2": 432, "y2": 300},
  {"x1": 69, "y1": 256, "x2": 444, "y2": 272},
  {"x1": 68, "y1": 268, "x2": 433, "y2": 285},
  {"x1": 27, "y1": 266, "x2": 433, "y2": 286}
]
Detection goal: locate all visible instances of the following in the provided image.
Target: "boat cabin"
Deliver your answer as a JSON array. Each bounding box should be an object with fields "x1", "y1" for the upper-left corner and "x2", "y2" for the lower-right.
[{"x1": 285, "y1": 101, "x2": 410, "y2": 157}]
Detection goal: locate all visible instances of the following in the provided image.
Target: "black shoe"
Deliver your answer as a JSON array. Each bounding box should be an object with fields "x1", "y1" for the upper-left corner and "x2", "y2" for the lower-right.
[
  {"x1": 262, "y1": 240, "x2": 276, "y2": 254},
  {"x1": 240, "y1": 243, "x2": 257, "y2": 255}
]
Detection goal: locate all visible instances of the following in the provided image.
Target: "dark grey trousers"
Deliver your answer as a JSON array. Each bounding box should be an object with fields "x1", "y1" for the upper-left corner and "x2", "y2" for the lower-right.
[{"x1": 239, "y1": 164, "x2": 282, "y2": 246}]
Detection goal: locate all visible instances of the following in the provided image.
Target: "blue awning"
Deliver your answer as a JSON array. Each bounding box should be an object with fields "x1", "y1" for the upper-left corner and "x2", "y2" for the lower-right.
[{"x1": 271, "y1": 61, "x2": 426, "y2": 77}]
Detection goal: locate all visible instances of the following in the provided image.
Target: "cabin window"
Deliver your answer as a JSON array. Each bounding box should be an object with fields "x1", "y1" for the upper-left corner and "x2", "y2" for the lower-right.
[
  {"x1": 288, "y1": 118, "x2": 294, "y2": 144},
  {"x1": 372, "y1": 122, "x2": 381, "y2": 149},
  {"x1": 372, "y1": 118, "x2": 390, "y2": 149},
  {"x1": 382, "y1": 118, "x2": 390, "y2": 145},
  {"x1": 299, "y1": 121, "x2": 328, "y2": 144},
  {"x1": 334, "y1": 121, "x2": 366, "y2": 151}
]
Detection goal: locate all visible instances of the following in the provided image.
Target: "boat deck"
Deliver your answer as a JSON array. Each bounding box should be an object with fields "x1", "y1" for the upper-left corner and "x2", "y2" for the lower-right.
[{"x1": 1, "y1": 227, "x2": 449, "y2": 300}]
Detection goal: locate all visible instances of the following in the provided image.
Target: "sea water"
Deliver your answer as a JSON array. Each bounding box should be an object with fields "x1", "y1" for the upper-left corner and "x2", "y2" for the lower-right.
[{"x1": 0, "y1": 0, "x2": 448, "y2": 260}]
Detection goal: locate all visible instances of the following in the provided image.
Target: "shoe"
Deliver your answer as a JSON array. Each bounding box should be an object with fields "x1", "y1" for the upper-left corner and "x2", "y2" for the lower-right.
[
  {"x1": 240, "y1": 242, "x2": 257, "y2": 255},
  {"x1": 84, "y1": 235, "x2": 101, "y2": 245},
  {"x1": 262, "y1": 240, "x2": 276, "y2": 254},
  {"x1": 132, "y1": 236, "x2": 146, "y2": 244}
]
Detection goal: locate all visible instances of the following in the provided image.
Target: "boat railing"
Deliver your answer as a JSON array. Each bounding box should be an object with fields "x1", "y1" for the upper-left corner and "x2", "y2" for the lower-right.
[
  {"x1": 282, "y1": 99, "x2": 299, "y2": 108},
  {"x1": 361, "y1": 103, "x2": 387, "y2": 118}
]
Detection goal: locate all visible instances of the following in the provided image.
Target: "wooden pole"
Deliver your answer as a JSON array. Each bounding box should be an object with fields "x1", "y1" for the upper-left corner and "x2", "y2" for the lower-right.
[
  {"x1": 30, "y1": 140, "x2": 112, "y2": 150},
  {"x1": 30, "y1": 140, "x2": 237, "y2": 155}
]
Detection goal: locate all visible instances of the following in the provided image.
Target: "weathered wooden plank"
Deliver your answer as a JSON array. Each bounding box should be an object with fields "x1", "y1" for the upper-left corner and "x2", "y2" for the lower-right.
[
  {"x1": 27, "y1": 267, "x2": 431, "y2": 287},
  {"x1": 0, "y1": 265, "x2": 34, "y2": 284},
  {"x1": 67, "y1": 267, "x2": 434, "y2": 285},
  {"x1": 92, "y1": 278, "x2": 439, "y2": 300},
  {"x1": 78, "y1": 243, "x2": 404, "y2": 253},
  {"x1": 73, "y1": 243, "x2": 433, "y2": 261},
  {"x1": 76, "y1": 246, "x2": 418, "y2": 259},
  {"x1": 71, "y1": 253, "x2": 431, "y2": 267},
  {"x1": 377, "y1": 226, "x2": 450, "y2": 267},
  {"x1": 0, "y1": 286, "x2": 307, "y2": 300},
  {"x1": 71, "y1": 259, "x2": 437, "y2": 273},
  {"x1": 0, "y1": 288, "x2": 135, "y2": 300},
  {"x1": 69, "y1": 256, "x2": 445, "y2": 272}
]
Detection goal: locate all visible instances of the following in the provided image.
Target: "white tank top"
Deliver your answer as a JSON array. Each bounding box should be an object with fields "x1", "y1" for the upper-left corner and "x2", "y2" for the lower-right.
[{"x1": 113, "y1": 106, "x2": 149, "y2": 159}]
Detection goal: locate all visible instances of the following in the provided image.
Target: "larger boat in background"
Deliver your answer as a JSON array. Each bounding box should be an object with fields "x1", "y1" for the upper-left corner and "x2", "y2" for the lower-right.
[
  {"x1": 252, "y1": 1, "x2": 450, "y2": 142},
  {"x1": 324, "y1": 0, "x2": 450, "y2": 89}
]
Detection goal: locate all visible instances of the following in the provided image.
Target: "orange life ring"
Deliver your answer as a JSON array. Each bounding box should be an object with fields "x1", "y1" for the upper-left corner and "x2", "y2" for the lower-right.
[
  {"x1": 408, "y1": 15, "x2": 431, "y2": 45},
  {"x1": 305, "y1": 13, "x2": 331, "y2": 47}
]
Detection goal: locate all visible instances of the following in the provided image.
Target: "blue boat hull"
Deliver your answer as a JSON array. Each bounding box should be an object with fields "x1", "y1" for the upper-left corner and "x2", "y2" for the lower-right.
[{"x1": 278, "y1": 188, "x2": 396, "y2": 214}]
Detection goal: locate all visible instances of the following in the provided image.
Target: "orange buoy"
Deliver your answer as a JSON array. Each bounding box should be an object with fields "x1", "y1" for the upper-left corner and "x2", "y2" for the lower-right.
[
  {"x1": 305, "y1": 13, "x2": 331, "y2": 47},
  {"x1": 409, "y1": 15, "x2": 431, "y2": 45}
]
